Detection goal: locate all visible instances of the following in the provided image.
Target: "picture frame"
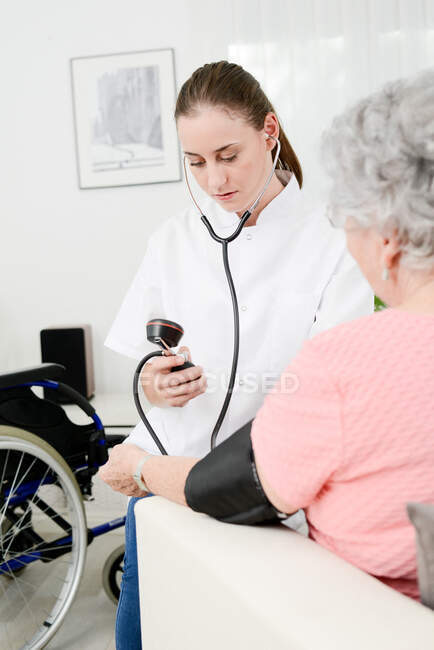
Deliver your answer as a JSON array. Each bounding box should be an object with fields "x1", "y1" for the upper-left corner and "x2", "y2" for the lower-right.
[{"x1": 70, "y1": 48, "x2": 181, "y2": 189}]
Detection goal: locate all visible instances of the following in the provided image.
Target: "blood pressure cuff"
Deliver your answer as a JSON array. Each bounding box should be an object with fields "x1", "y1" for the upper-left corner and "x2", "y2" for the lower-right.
[{"x1": 184, "y1": 421, "x2": 283, "y2": 525}]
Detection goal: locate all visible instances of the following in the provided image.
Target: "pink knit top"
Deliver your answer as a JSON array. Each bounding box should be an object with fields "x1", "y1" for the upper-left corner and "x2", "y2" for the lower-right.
[{"x1": 251, "y1": 309, "x2": 434, "y2": 600}]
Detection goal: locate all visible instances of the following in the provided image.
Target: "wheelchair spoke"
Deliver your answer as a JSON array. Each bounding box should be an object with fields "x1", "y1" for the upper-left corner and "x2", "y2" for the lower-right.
[
  {"x1": 0, "y1": 574, "x2": 16, "y2": 649},
  {"x1": 1, "y1": 516, "x2": 41, "y2": 551},
  {"x1": 2, "y1": 569, "x2": 37, "y2": 590},
  {"x1": 14, "y1": 461, "x2": 51, "y2": 514},
  {"x1": 7, "y1": 559, "x2": 39, "y2": 633},
  {"x1": 2, "y1": 463, "x2": 51, "y2": 549},
  {"x1": 0, "y1": 450, "x2": 10, "y2": 532},
  {"x1": 1, "y1": 516, "x2": 39, "y2": 551},
  {"x1": 8, "y1": 548, "x2": 72, "y2": 564},
  {"x1": 0, "y1": 452, "x2": 42, "y2": 542},
  {"x1": 7, "y1": 569, "x2": 63, "y2": 604},
  {"x1": 0, "y1": 451, "x2": 24, "y2": 528},
  {"x1": 0, "y1": 448, "x2": 10, "y2": 492},
  {"x1": 2, "y1": 457, "x2": 50, "y2": 527},
  {"x1": 2, "y1": 483, "x2": 64, "y2": 558},
  {"x1": 1, "y1": 554, "x2": 28, "y2": 569},
  {"x1": 1, "y1": 555, "x2": 67, "y2": 643},
  {"x1": 1, "y1": 553, "x2": 71, "y2": 577},
  {"x1": 7, "y1": 543, "x2": 73, "y2": 563},
  {"x1": 5, "y1": 455, "x2": 38, "y2": 505},
  {"x1": 2, "y1": 510, "x2": 35, "y2": 557},
  {"x1": 1, "y1": 518, "x2": 32, "y2": 548}
]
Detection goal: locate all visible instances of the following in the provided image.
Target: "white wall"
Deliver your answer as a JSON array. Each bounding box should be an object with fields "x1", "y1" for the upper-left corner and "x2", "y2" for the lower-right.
[
  {"x1": 229, "y1": 0, "x2": 434, "y2": 204},
  {"x1": 1, "y1": 0, "x2": 233, "y2": 392},
  {"x1": 2, "y1": 0, "x2": 433, "y2": 395}
]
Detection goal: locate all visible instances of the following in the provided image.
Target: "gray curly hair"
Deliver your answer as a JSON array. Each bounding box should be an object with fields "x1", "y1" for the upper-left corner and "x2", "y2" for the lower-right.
[{"x1": 321, "y1": 68, "x2": 434, "y2": 270}]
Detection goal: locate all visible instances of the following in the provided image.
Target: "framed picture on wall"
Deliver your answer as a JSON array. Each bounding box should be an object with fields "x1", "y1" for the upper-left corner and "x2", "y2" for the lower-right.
[{"x1": 70, "y1": 48, "x2": 181, "y2": 189}]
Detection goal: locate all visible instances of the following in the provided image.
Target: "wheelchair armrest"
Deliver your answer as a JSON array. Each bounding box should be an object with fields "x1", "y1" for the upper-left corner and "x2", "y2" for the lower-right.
[{"x1": 0, "y1": 363, "x2": 66, "y2": 389}]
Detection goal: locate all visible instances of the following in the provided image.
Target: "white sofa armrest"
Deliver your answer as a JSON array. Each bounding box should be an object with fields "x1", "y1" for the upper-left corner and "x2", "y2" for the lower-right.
[{"x1": 135, "y1": 497, "x2": 434, "y2": 650}]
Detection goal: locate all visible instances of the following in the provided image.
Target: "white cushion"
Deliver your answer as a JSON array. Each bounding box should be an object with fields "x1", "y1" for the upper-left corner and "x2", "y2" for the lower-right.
[{"x1": 135, "y1": 497, "x2": 434, "y2": 650}]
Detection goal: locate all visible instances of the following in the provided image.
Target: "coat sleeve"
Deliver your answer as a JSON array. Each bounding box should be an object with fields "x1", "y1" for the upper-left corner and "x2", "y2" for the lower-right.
[{"x1": 309, "y1": 247, "x2": 374, "y2": 339}]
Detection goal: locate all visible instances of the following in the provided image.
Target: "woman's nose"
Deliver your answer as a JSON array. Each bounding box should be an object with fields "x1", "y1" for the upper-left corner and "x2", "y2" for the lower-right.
[{"x1": 207, "y1": 163, "x2": 228, "y2": 193}]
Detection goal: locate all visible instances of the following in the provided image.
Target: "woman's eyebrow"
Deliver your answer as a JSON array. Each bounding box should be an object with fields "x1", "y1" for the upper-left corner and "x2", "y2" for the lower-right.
[{"x1": 184, "y1": 142, "x2": 240, "y2": 156}]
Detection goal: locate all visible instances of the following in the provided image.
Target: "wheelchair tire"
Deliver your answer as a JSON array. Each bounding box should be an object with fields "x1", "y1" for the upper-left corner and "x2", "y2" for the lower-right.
[
  {"x1": 102, "y1": 544, "x2": 125, "y2": 604},
  {"x1": 0, "y1": 425, "x2": 87, "y2": 650}
]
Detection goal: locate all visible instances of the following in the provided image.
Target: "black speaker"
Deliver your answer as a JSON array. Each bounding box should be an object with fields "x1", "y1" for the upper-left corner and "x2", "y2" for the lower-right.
[{"x1": 40, "y1": 325, "x2": 95, "y2": 403}]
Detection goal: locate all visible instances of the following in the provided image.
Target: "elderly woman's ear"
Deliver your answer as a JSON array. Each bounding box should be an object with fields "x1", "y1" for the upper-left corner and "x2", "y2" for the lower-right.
[{"x1": 381, "y1": 230, "x2": 402, "y2": 272}]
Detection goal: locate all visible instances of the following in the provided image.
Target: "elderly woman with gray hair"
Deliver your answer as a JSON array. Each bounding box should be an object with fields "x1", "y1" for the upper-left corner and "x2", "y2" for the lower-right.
[{"x1": 100, "y1": 68, "x2": 434, "y2": 601}]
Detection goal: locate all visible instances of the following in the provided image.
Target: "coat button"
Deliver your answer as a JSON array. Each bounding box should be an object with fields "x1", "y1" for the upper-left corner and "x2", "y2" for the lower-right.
[
  {"x1": 246, "y1": 233, "x2": 252, "y2": 240},
  {"x1": 239, "y1": 379, "x2": 244, "y2": 386},
  {"x1": 241, "y1": 305, "x2": 247, "y2": 311}
]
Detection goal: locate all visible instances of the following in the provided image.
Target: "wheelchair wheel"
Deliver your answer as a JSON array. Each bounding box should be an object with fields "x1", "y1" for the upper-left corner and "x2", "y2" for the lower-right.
[
  {"x1": 102, "y1": 544, "x2": 125, "y2": 604},
  {"x1": 0, "y1": 425, "x2": 87, "y2": 650}
]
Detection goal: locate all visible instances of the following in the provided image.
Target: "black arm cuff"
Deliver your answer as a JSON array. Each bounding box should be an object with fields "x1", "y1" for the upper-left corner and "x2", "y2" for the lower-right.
[{"x1": 185, "y1": 421, "x2": 282, "y2": 525}]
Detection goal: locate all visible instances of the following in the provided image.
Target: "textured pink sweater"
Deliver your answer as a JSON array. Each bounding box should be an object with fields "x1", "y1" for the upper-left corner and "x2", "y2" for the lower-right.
[{"x1": 252, "y1": 309, "x2": 434, "y2": 600}]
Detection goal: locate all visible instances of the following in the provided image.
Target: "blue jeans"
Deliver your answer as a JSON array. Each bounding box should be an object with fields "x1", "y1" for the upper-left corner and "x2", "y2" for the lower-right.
[{"x1": 115, "y1": 496, "x2": 148, "y2": 650}]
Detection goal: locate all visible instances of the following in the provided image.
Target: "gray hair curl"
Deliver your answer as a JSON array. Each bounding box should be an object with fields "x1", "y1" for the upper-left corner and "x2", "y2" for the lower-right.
[{"x1": 321, "y1": 68, "x2": 434, "y2": 270}]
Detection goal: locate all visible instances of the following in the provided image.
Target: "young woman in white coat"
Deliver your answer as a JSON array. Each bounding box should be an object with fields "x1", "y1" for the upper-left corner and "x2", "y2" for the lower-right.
[{"x1": 104, "y1": 61, "x2": 373, "y2": 649}]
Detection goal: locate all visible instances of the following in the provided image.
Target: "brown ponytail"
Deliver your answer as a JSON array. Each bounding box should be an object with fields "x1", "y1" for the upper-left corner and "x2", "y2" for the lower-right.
[{"x1": 175, "y1": 61, "x2": 303, "y2": 188}]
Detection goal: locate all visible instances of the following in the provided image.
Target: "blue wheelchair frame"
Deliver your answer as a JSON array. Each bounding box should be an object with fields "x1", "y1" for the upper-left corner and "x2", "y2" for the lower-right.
[{"x1": 0, "y1": 375, "x2": 126, "y2": 578}]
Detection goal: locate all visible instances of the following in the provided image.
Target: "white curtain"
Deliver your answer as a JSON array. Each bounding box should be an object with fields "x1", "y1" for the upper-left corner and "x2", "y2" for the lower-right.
[{"x1": 228, "y1": 0, "x2": 434, "y2": 203}]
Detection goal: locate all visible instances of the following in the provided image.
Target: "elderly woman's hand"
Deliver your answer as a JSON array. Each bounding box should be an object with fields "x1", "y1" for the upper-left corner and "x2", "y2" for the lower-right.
[{"x1": 98, "y1": 444, "x2": 150, "y2": 497}]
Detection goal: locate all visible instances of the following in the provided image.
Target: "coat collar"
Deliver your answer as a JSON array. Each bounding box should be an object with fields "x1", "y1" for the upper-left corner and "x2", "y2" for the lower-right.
[{"x1": 204, "y1": 171, "x2": 304, "y2": 232}]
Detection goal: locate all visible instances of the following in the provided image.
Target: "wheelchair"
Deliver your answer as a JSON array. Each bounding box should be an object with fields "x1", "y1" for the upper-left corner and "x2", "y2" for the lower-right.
[{"x1": 0, "y1": 363, "x2": 127, "y2": 650}]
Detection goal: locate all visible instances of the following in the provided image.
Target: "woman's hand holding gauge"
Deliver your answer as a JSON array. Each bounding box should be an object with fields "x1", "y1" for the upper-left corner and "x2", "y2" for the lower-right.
[{"x1": 140, "y1": 346, "x2": 207, "y2": 408}]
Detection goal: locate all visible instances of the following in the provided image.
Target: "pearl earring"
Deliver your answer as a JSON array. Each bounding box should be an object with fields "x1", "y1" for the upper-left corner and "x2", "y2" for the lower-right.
[{"x1": 382, "y1": 267, "x2": 389, "y2": 281}]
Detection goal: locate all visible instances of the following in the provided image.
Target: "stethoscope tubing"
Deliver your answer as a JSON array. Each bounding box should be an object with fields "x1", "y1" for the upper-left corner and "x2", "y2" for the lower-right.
[{"x1": 133, "y1": 351, "x2": 169, "y2": 455}]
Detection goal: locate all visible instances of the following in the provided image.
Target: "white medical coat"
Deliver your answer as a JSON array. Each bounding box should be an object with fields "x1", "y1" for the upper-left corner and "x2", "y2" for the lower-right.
[{"x1": 105, "y1": 174, "x2": 373, "y2": 457}]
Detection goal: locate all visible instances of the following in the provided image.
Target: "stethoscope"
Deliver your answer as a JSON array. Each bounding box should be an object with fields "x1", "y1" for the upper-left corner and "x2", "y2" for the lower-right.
[{"x1": 133, "y1": 135, "x2": 282, "y2": 455}]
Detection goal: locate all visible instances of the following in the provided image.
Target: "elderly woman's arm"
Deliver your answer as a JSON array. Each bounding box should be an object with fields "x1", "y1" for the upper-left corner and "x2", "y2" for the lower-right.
[
  {"x1": 98, "y1": 443, "x2": 199, "y2": 505},
  {"x1": 138, "y1": 454, "x2": 198, "y2": 505},
  {"x1": 99, "y1": 440, "x2": 298, "y2": 515},
  {"x1": 250, "y1": 339, "x2": 342, "y2": 514},
  {"x1": 100, "y1": 338, "x2": 342, "y2": 517}
]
